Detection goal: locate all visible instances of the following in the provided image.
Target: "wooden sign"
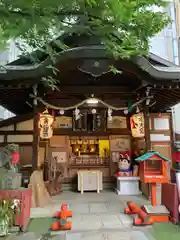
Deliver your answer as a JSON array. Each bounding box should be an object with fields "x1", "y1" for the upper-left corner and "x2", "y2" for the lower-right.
[
  {"x1": 54, "y1": 116, "x2": 72, "y2": 128},
  {"x1": 52, "y1": 151, "x2": 66, "y2": 163},
  {"x1": 107, "y1": 116, "x2": 127, "y2": 129},
  {"x1": 154, "y1": 118, "x2": 169, "y2": 130},
  {"x1": 110, "y1": 135, "x2": 131, "y2": 151},
  {"x1": 130, "y1": 113, "x2": 145, "y2": 138},
  {"x1": 112, "y1": 152, "x2": 120, "y2": 162}
]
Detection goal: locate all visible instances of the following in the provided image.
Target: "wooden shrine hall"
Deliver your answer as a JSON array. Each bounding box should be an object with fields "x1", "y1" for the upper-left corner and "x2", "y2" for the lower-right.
[{"x1": 0, "y1": 34, "x2": 180, "y2": 197}]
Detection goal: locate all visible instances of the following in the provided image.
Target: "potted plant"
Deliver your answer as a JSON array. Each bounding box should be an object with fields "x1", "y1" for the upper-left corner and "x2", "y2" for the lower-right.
[{"x1": 0, "y1": 198, "x2": 20, "y2": 236}]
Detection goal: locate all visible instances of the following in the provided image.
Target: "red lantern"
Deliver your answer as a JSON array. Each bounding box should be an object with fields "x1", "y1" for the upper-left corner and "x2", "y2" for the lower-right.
[{"x1": 12, "y1": 152, "x2": 19, "y2": 164}]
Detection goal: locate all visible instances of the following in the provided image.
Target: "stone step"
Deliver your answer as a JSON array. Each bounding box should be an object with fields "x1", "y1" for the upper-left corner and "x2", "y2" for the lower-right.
[
  {"x1": 62, "y1": 183, "x2": 113, "y2": 191},
  {"x1": 6, "y1": 232, "x2": 37, "y2": 240},
  {"x1": 50, "y1": 229, "x2": 152, "y2": 240},
  {"x1": 5, "y1": 229, "x2": 154, "y2": 240}
]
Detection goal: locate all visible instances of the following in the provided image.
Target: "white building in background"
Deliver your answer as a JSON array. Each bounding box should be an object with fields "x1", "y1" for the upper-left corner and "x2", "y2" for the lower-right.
[
  {"x1": 0, "y1": 106, "x2": 14, "y2": 120},
  {"x1": 150, "y1": 0, "x2": 179, "y2": 65},
  {"x1": 0, "y1": 41, "x2": 20, "y2": 66},
  {"x1": 0, "y1": 41, "x2": 18, "y2": 120}
]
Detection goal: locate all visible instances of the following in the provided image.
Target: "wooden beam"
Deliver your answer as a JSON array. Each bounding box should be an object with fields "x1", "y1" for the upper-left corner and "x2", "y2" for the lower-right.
[
  {"x1": 47, "y1": 86, "x2": 132, "y2": 95},
  {"x1": 0, "y1": 131, "x2": 33, "y2": 135},
  {"x1": 0, "y1": 142, "x2": 32, "y2": 146},
  {"x1": 0, "y1": 113, "x2": 34, "y2": 128},
  {"x1": 0, "y1": 84, "x2": 30, "y2": 89},
  {"x1": 53, "y1": 128, "x2": 131, "y2": 136}
]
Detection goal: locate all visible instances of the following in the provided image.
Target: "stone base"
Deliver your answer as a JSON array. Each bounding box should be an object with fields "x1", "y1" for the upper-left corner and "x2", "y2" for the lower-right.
[
  {"x1": 115, "y1": 188, "x2": 141, "y2": 196},
  {"x1": 143, "y1": 204, "x2": 170, "y2": 223},
  {"x1": 143, "y1": 205, "x2": 170, "y2": 215},
  {"x1": 115, "y1": 176, "x2": 141, "y2": 195}
]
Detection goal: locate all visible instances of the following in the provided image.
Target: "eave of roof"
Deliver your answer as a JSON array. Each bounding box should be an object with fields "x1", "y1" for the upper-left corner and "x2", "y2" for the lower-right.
[
  {"x1": 148, "y1": 53, "x2": 178, "y2": 67},
  {"x1": 0, "y1": 45, "x2": 180, "y2": 83}
]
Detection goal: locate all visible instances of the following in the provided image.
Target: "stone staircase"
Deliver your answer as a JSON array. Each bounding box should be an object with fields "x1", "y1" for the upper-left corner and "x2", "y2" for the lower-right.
[{"x1": 62, "y1": 182, "x2": 114, "y2": 191}]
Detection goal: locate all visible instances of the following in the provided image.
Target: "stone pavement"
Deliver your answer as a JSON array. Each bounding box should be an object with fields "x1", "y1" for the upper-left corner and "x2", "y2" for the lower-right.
[
  {"x1": 6, "y1": 230, "x2": 155, "y2": 240},
  {"x1": 30, "y1": 191, "x2": 154, "y2": 239},
  {"x1": 8, "y1": 191, "x2": 155, "y2": 240},
  {"x1": 63, "y1": 230, "x2": 154, "y2": 240},
  {"x1": 30, "y1": 191, "x2": 150, "y2": 218}
]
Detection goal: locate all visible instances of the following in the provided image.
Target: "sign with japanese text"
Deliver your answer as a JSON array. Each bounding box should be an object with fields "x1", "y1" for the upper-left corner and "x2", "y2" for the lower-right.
[{"x1": 130, "y1": 113, "x2": 145, "y2": 138}]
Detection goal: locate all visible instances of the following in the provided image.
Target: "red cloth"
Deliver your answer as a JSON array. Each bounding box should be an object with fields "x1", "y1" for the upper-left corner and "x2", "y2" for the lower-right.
[
  {"x1": 172, "y1": 152, "x2": 180, "y2": 162},
  {"x1": 12, "y1": 152, "x2": 19, "y2": 164}
]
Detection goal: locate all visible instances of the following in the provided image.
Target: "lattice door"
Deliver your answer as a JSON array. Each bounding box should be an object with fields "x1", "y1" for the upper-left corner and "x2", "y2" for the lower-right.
[{"x1": 151, "y1": 143, "x2": 172, "y2": 180}]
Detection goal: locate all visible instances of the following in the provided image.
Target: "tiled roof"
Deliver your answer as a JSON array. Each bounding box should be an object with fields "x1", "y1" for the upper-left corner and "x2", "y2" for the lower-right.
[{"x1": 135, "y1": 151, "x2": 171, "y2": 162}]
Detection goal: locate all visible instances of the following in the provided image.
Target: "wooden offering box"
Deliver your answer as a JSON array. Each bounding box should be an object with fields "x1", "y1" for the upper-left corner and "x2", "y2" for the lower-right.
[
  {"x1": 135, "y1": 152, "x2": 171, "y2": 222},
  {"x1": 136, "y1": 151, "x2": 170, "y2": 184}
]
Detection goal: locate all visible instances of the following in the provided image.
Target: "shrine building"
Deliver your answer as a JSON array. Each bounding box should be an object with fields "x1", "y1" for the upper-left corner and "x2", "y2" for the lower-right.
[{"x1": 0, "y1": 34, "x2": 179, "y2": 197}]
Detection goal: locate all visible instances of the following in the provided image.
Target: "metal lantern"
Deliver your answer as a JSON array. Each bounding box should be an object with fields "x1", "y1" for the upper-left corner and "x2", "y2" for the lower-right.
[{"x1": 39, "y1": 110, "x2": 54, "y2": 139}]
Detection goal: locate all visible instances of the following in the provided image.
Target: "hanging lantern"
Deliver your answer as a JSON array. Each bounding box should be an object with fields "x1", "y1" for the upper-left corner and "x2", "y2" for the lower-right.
[
  {"x1": 130, "y1": 113, "x2": 145, "y2": 138},
  {"x1": 39, "y1": 110, "x2": 54, "y2": 139}
]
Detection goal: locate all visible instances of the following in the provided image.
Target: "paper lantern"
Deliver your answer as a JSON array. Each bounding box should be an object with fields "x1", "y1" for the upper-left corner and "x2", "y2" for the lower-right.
[
  {"x1": 39, "y1": 110, "x2": 54, "y2": 139},
  {"x1": 130, "y1": 113, "x2": 145, "y2": 138}
]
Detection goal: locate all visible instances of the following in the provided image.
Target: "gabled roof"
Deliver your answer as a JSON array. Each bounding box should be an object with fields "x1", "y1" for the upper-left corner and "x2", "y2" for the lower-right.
[
  {"x1": 135, "y1": 151, "x2": 171, "y2": 162},
  {"x1": 0, "y1": 34, "x2": 180, "y2": 115}
]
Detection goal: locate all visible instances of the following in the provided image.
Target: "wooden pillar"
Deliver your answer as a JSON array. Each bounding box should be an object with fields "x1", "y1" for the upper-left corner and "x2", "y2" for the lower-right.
[
  {"x1": 141, "y1": 106, "x2": 151, "y2": 198},
  {"x1": 32, "y1": 84, "x2": 39, "y2": 171},
  {"x1": 151, "y1": 183, "x2": 157, "y2": 206},
  {"x1": 144, "y1": 106, "x2": 151, "y2": 151}
]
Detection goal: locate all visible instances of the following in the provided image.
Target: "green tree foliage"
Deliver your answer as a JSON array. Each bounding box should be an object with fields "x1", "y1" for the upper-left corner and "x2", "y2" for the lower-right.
[{"x1": 0, "y1": 0, "x2": 170, "y2": 59}]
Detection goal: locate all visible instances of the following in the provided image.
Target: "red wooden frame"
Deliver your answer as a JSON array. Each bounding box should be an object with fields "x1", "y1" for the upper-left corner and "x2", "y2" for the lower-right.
[
  {"x1": 161, "y1": 183, "x2": 179, "y2": 224},
  {"x1": 0, "y1": 188, "x2": 32, "y2": 231}
]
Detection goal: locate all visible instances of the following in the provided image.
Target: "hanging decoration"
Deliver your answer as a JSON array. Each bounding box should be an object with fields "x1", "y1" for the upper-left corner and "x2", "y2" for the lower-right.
[
  {"x1": 130, "y1": 113, "x2": 145, "y2": 138},
  {"x1": 127, "y1": 96, "x2": 132, "y2": 113},
  {"x1": 74, "y1": 108, "x2": 81, "y2": 120},
  {"x1": 92, "y1": 109, "x2": 97, "y2": 114},
  {"x1": 136, "y1": 106, "x2": 140, "y2": 113},
  {"x1": 145, "y1": 87, "x2": 151, "y2": 105},
  {"x1": 59, "y1": 110, "x2": 65, "y2": 115},
  {"x1": 30, "y1": 94, "x2": 150, "y2": 112},
  {"x1": 107, "y1": 108, "x2": 113, "y2": 121},
  {"x1": 123, "y1": 109, "x2": 128, "y2": 115},
  {"x1": 39, "y1": 109, "x2": 54, "y2": 139}
]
